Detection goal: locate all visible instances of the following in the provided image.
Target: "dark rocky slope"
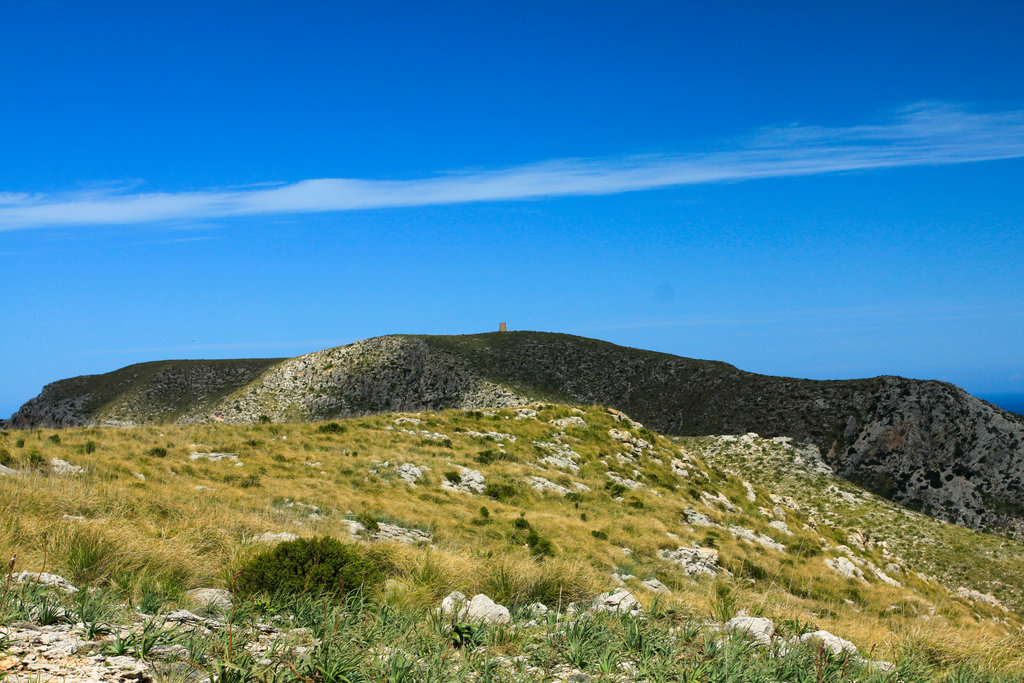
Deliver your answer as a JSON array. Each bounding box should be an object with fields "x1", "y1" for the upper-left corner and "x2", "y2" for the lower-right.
[
  {"x1": 8, "y1": 358, "x2": 282, "y2": 428},
  {"x1": 8, "y1": 331, "x2": 1024, "y2": 538}
]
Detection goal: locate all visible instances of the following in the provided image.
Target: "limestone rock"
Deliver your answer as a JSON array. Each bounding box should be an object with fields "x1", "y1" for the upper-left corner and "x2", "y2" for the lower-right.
[
  {"x1": 701, "y1": 491, "x2": 736, "y2": 512},
  {"x1": 608, "y1": 429, "x2": 652, "y2": 453},
  {"x1": 438, "y1": 592, "x2": 510, "y2": 624},
  {"x1": 684, "y1": 509, "x2": 716, "y2": 527},
  {"x1": 50, "y1": 458, "x2": 83, "y2": 475},
  {"x1": 550, "y1": 416, "x2": 587, "y2": 429},
  {"x1": 189, "y1": 452, "x2": 239, "y2": 462},
  {"x1": 725, "y1": 615, "x2": 774, "y2": 645},
  {"x1": 606, "y1": 471, "x2": 642, "y2": 490},
  {"x1": 955, "y1": 587, "x2": 1006, "y2": 610},
  {"x1": 184, "y1": 588, "x2": 233, "y2": 611},
  {"x1": 659, "y1": 546, "x2": 719, "y2": 576},
  {"x1": 465, "y1": 594, "x2": 512, "y2": 624},
  {"x1": 395, "y1": 463, "x2": 423, "y2": 486},
  {"x1": 527, "y1": 602, "x2": 549, "y2": 617},
  {"x1": 255, "y1": 531, "x2": 299, "y2": 544},
  {"x1": 641, "y1": 578, "x2": 670, "y2": 594},
  {"x1": 593, "y1": 588, "x2": 642, "y2": 616},
  {"x1": 800, "y1": 630, "x2": 858, "y2": 656},
  {"x1": 13, "y1": 572, "x2": 78, "y2": 594},
  {"x1": 825, "y1": 556, "x2": 866, "y2": 582},
  {"x1": 164, "y1": 609, "x2": 223, "y2": 628},
  {"x1": 465, "y1": 430, "x2": 517, "y2": 443},
  {"x1": 439, "y1": 591, "x2": 467, "y2": 618},
  {"x1": 442, "y1": 468, "x2": 486, "y2": 495},
  {"x1": 528, "y1": 476, "x2": 571, "y2": 496},
  {"x1": 728, "y1": 525, "x2": 786, "y2": 552},
  {"x1": 374, "y1": 522, "x2": 432, "y2": 544}
]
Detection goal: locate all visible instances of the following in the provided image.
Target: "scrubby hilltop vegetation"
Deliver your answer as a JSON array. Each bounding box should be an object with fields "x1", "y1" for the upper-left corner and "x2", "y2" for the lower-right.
[
  {"x1": 1, "y1": 406, "x2": 1023, "y2": 680},
  {"x1": 9, "y1": 332, "x2": 1024, "y2": 542}
]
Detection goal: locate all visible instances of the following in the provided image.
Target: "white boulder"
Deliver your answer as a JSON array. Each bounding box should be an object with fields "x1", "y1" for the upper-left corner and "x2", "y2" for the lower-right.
[
  {"x1": 725, "y1": 615, "x2": 775, "y2": 645},
  {"x1": 594, "y1": 588, "x2": 643, "y2": 616},
  {"x1": 800, "y1": 630, "x2": 858, "y2": 656}
]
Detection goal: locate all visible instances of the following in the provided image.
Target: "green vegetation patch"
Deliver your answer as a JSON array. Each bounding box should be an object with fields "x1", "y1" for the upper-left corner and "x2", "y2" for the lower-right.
[{"x1": 236, "y1": 536, "x2": 387, "y2": 598}]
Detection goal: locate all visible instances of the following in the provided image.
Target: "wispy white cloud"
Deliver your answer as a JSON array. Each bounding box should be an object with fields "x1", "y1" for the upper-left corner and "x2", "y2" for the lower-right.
[{"x1": 3, "y1": 102, "x2": 1023, "y2": 231}]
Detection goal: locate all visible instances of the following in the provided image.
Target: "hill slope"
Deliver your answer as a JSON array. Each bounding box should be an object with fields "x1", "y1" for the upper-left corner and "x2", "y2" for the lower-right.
[
  {"x1": 1, "y1": 406, "x2": 1023, "y2": 679},
  {"x1": 8, "y1": 331, "x2": 1024, "y2": 540}
]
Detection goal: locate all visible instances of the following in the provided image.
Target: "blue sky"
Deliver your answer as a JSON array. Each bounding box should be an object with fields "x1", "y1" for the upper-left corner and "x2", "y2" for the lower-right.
[{"x1": 2, "y1": 1, "x2": 1024, "y2": 416}]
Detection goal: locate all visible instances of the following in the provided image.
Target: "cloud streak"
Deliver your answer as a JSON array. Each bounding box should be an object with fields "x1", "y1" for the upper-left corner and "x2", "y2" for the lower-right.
[{"x1": 3, "y1": 102, "x2": 1024, "y2": 231}]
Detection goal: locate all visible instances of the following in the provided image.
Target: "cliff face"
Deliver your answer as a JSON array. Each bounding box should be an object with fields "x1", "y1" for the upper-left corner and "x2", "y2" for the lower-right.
[{"x1": 8, "y1": 331, "x2": 1024, "y2": 538}]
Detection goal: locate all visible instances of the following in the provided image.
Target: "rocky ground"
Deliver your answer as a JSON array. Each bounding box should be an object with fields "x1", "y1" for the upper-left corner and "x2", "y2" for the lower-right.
[{"x1": 0, "y1": 573, "x2": 899, "y2": 683}]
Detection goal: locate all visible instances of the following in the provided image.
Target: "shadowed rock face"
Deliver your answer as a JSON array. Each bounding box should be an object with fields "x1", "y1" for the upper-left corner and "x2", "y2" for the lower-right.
[
  {"x1": 8, "y1": 358, "x2": 283, "y2": 428},
  {"x1": 8, "y1": 331, "x2": 1024, "y2": 537}
]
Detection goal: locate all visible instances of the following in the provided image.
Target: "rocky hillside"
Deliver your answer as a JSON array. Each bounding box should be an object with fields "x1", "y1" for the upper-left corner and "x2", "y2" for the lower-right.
[
  {"x1": 8, "y1": 331, "x2": 1024, "y2": 539},
  {"x1": 2, "y1": 406, "x2": 1023, "y2": 680},
  {"x1": 7, "y1": 358, "x2": 282, "y2": 428}
]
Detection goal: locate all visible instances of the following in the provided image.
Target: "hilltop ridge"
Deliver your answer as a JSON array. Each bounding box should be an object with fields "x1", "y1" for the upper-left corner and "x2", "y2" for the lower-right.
[{"x1": 9, "y1": 331, "x2": 1024, "y2": 539}]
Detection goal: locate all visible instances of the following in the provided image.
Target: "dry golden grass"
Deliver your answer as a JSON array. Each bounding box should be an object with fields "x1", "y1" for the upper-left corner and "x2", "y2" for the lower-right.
[{"x1": 2, "y1": 405, "x2": 1023, "y2": 675}]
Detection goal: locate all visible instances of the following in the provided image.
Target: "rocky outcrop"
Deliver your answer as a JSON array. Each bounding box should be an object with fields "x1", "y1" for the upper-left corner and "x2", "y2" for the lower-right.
[{"x1": 9, "y1": 331, "x2": 1024, "y2": 538}]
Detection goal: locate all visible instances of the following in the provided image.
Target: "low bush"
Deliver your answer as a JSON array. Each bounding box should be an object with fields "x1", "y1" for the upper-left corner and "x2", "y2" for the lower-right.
[
  {"x1": 485, "y1": 482, "x2": 518, "y2": 502},
  {"x1": 787, "y1": 537, "x2": 823, "y2": 558},
  {"x1": 355, "y1": 513, "x2": 380, "y2": 533},
  {"x1": 236, "y1": 536, "x2": 386, "y2": 598},
  {"x1": 475, "y1": 449, "x2": 498, "y2": 464},
  {"x1": 604, "y1": 481, "x2": 627, "y2": 497},
  {"x1": 27, "y1": 449, "x2": 46, "y2": 470}
]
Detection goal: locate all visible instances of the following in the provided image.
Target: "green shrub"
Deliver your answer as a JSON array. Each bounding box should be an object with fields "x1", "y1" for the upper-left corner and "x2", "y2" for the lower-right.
[
  {"x1": 145, "y1": 447, "x2": 168, "y2": 458},
  {"x1": 48, "y1": 434, "x2": 61, "y2": 444},
  {"x1": 444, "y1": 471, "x2": 462, "y2": 484},
  {"x1": 84, "y1": 440, "x2": 96, "y2": 454},
  {"x1": 590, "y1": 530, "x2": 608, "y2": 540},
  {"x1": 15, "y1": 438, "x2": 25, "y2": 448},
  {"x1": 526, "y1": 528, "x2": 555, "y2": 558},
  {"x1": 485, "y1": 482, "x2": 518, "y2": 502},
  {"x1": 317, "y1": 422, "x2": 346, "y2": 434},
  {"x1": 475, "y1": 450, "x2": 497, "y2": 464},
  {"x1": 787, "y1": 537, "x2": 823, "y2": 558},
  {"x1": 355, "y1": 513, "x2": 380, "y2": 533},
  {"x1": 236, "y1": 536, "x2": 385, "y2": 598},
  {"x1": 604, "y1": 481, "x2": 627, "y2": 497},
  {"x1": 27, "y1": 449, "x2": 46, "y2": 470},
  {"x1": 0, "y1": 447, "x2": 12, "y2": 467},
  {"x1": 478, "y1": 506, "x2": 490, "y2": 519}
]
